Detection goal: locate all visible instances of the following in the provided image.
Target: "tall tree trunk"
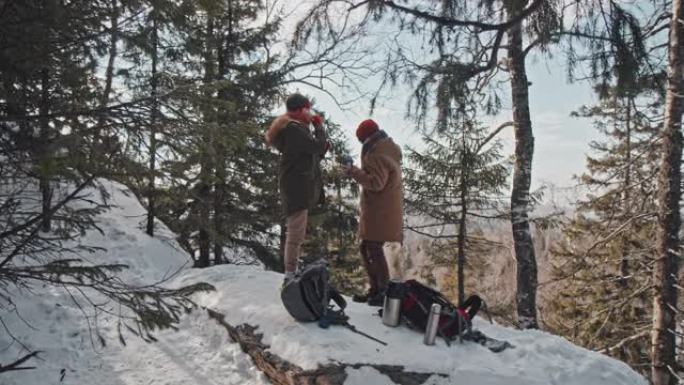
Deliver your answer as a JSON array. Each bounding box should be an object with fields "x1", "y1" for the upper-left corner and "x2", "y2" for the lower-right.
[
  {"x1": 146, "y1": 10, "x2": 158, "y2": 237},
  {"x1": 651, "y1": 0, "x2": 684, "y2": 383},
  {"x1": 197, "y1": 15, "x2": 215, "y2": 268},
  {"x1": 213, "y1": 163, "x2": 225, "y2": 264},
  {"x1": 507, "y1": 9, "x2": 538, "y2": 330},
  {"x1": 212, "y1": 0, "x2": 236, "y2": 265},
  {"x1": 619, "y1": 96, "x2": 631, "y2": 287},
  {"x1": 197, "y1": 182, "x2": 212, "y2": 268},
  {"x1": 456, "y1": 131, "x2": 468, "y2": 306},
  {"x1": 94, "y1": 0, "x2": 118, "y2": 160},
  {"x1": 39, "y1": 68, "x2": 52, "y2": 232}
]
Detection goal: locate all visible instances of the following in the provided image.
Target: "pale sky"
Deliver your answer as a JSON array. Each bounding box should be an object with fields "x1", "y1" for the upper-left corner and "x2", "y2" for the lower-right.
[
  {"x1": 290, "y1": 51, "x2": 599, "y2": 191},
  {"x1": 275, "y1": 1, "x2": 603, "y2": 192}
]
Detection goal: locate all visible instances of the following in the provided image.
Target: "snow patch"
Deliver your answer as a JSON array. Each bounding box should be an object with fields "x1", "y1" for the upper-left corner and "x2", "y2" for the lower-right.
[
  {"x1": 1, "y1": 180, "x2": 648, "y2": 385},
  {"x1": 172, "y1": 265, "x2": 647, "y2": 385}
]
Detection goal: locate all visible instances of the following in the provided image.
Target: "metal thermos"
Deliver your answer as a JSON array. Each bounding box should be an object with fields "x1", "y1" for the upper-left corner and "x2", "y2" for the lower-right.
[
  {"x1": 382, "y1": 279, "x2": 404, "y2": 327},
  {"x1": 424, "y1": 303, "x2": 442, "y2": 345}
]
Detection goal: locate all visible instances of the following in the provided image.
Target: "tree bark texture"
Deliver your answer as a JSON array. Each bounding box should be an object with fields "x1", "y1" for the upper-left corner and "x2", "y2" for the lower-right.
[
  {"x1": 507, "y1": 8, "x2": 538, "y2": 329},
  {"x1": 651, "y1": 0, "x2": 684, "y2": 383}
]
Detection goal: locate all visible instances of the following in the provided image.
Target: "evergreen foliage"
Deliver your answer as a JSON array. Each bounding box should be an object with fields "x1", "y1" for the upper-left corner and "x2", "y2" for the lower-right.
[
  {"x1": 0, "y1": 0, "x2": 357, "y2": 362},
  {"x1": 404, "y1": 116, "x2": 510, "y2": 305},
  {"x1": 546, "y1": 84, "x2": 662, "y2": 375}
]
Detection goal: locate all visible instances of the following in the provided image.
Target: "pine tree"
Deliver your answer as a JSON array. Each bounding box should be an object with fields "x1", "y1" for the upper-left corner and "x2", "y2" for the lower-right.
[
  {"x1": 546, "y1": 82, "x2": 662, "y2": 374},
  {"x1": 404, "y1": 116, "x2": 510, "y2": 305},
  {"x1": 0, "y1": 0, "x2": 114, "y2": 228},
  {"x1": 105, "y1": 0, "x2": 189, "y2": 237},
  {"x1": 0, "y1": 1, "x2": 214, "y2": 362},
  {"x1": 149, "y1": 0, "x2": 284, "y2": 268}
]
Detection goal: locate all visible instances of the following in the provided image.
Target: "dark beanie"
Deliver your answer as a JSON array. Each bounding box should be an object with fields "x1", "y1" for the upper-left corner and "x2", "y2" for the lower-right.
[{"x1": 286, "y1": 93, "x2": 311, "y2": 112}]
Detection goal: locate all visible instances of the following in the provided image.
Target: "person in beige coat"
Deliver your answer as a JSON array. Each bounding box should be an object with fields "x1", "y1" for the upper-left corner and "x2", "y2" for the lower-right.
[{"x1": 343, "y1": 119, "x2": 403, "y2": 306}]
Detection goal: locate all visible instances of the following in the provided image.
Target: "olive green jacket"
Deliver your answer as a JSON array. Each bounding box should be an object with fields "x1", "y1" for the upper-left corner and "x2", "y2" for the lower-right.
[{"x1": 271, "y1": 118, "x2": 327, "y2": 216}]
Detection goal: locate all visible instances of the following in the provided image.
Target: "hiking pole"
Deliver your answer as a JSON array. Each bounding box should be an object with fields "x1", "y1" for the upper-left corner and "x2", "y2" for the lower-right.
[{"x1": 343, "y1": 322, "x2": 388, "y2": 346}]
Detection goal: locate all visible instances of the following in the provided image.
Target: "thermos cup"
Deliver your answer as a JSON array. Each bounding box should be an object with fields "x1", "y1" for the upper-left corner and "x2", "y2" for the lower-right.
[
  {"x1": 382, "y1": 279, "x2": 404, "y2": 327},
  {"x1": 424, "y1": 303, "x2": 442, "y2": 345}
]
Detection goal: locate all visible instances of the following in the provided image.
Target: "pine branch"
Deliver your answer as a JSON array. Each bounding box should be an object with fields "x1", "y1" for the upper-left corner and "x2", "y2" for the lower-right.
[
  {"x1": 0, "y1": 176, "x2": 95, "y2": 269},
  {"x1": 584, "y1": 212, "x2": 657, "y2": 256},
  {"x1": 371, "y1": 0, "x2": 544, "y2": 32}
]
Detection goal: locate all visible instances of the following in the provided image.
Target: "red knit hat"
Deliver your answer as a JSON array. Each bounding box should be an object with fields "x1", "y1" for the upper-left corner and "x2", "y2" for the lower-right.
[{"x1": 356, "y1": 119, "x2": 379, "y2": 142}]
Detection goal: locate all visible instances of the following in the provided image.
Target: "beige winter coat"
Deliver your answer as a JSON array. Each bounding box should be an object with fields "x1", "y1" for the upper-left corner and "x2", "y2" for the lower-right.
[{"x1": 349, "y1": 136, "x2": 404, "y2": 243}]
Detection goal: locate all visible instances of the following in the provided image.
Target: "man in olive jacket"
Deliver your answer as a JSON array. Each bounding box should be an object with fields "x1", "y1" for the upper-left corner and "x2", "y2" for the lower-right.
[
  {"x1": 343, "y1": 119, "x2": 403, "y2": 306},
  {"x1": 265, "y1": 94, "x2": 327, "y2": 280}
]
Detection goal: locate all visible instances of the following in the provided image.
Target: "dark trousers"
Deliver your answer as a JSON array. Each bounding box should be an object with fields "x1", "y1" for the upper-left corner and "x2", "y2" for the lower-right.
[{"x1": 360, "y1": 240, "x2": 389, "y2": 296}]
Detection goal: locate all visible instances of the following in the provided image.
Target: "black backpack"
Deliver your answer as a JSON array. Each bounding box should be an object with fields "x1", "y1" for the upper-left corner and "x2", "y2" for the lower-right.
[
  {"x1": 400, "y1": 279, "x2": 480, "y2": 341},
  {"x1": 280, "y1": 259, "x2": 347, "y2": 323}
]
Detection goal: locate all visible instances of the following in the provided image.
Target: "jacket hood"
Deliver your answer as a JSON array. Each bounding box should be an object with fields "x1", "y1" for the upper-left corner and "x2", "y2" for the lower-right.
[{"x1": 265, "y1": 115, "x2": 294, "y2": 146}]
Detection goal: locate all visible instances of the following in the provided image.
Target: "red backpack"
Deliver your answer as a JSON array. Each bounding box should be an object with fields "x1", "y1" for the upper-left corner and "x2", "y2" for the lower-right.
[{"x1": 400, "y1": 280, "x2": 480, "y2": 342}]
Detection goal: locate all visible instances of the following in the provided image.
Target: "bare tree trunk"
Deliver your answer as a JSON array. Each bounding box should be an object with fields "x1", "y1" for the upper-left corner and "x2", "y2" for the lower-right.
[
  {"x1": 507, "y1": 10, "x2": 538, "y2": 330},
  {"x1": 213, "y1": 0, "x2": 237, "y2": 264},
  {"x1": 146, "y1": 10, "x2": 158, "y2": 237},
  {"x1": 213, "y1": 165, "x2": 225, "y2": 264},
  {"x1": 101, "y1": 0, "x2": 118, "y2": 104},
  {"x1": 39, "y1": 68, "x2": 52, "y2": 233},
  {"x1": 94, "y1": 0, "x2": 118, "y2": 154},
  {"x1": 619, "y1": 96, "x2": 631, "y2": 287},
  {"x1": 651, "y1": 0, "x2": 684, "y2": 383},
  {"x1": 456, "y1": 129, "x2": 468, "y2": 306},
  {"x1": 197, "y1": 15, "x2": 215, "y2": 268},
  {"x1": 197, "y1": 180, "x2": 212, "y2": 268},
  {"x1": 212, "y1": 1, "x2": 234, "y2": 265}
]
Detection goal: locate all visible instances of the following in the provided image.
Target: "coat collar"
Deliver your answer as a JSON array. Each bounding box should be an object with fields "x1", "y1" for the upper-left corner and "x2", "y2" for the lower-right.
[{"x1": 362, "y1": 130, "x2": 388, "y2": 156}]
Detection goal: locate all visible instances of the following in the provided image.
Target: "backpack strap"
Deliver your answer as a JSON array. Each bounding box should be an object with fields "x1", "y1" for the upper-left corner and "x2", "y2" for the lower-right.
[
  {"x1": 328, "y1": 287, "x2": 347, "y2": 310},
  {"x1": 318, "y1": 287, "x2": 349, "y2": 329},
  {"x1": 302, "y1": 278, "x2": 325, "y2": 318},
  {"x1": 437, "y1": 310, "x2": 459, "y2": 343}
]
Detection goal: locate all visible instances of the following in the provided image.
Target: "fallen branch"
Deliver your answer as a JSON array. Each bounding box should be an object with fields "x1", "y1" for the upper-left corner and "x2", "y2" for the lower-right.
[
  {"x1": 598, "y1": 331, "x2": 649, "y2": 354},
  {"x1": 0, "y1": 351, "x2": 41, "y2": 373},
  {"x1": 206, "y1": 308, "x2": 447, "y2": 385}
]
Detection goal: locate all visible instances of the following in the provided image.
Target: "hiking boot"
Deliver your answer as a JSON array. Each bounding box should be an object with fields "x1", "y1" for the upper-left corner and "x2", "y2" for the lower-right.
[
  {"x1": 367, "y1": 292, "x2": 385, "y2": 307},
  {"x1": 352, "y1": 292, "x2": 372, "y2": 303}
]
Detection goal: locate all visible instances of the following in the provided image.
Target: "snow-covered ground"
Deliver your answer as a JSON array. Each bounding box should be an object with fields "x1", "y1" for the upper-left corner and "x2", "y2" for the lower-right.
[{"x1": 1, "y1": 181, "x2": 648, "y2": 384}]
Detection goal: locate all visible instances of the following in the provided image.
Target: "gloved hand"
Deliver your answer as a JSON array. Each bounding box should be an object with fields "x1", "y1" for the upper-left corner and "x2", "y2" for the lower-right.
[
  {"x1": 311, "y1": 114, "x2": 324, "y2": 128},
  {"x1": 338, "y1": 155, "x2": 353, "y2": 167}
]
